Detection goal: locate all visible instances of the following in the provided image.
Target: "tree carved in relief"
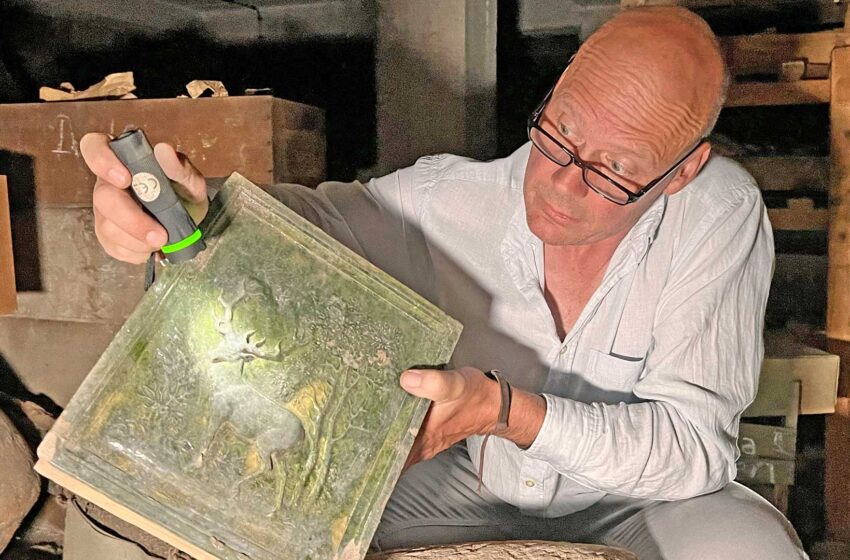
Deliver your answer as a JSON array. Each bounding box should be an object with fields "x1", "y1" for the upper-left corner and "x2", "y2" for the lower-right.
[{"x1": 296, "y1": 292, "x2": 397, "y2": 503}]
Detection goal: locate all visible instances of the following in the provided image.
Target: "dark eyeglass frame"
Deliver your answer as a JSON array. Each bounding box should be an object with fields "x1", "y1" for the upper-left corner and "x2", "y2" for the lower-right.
[{"x1": 527, "y1": 58, "x2": 705, "y2": 206}]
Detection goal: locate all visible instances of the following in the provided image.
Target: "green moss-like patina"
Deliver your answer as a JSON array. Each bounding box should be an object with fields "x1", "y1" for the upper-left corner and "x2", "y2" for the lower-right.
[{"x1": 41, "y1": 174, "x2": 462, "y2": 560}]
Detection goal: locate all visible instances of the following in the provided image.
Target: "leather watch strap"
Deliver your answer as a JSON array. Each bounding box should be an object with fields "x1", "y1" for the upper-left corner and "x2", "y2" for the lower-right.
[{"x1": 477, "y1": 369, "x2": 512, "y2": 493}]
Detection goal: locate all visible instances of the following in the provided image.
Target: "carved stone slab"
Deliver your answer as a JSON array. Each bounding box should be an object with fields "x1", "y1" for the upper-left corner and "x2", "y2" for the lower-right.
[{"x1": 35, "y1": 173, "x2": 462, "y2": 560}]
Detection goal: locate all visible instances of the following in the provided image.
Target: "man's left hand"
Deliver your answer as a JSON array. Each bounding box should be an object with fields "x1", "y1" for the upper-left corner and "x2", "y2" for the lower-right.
[{"x1": 399, "y1": 367, "x2": 546, "y2": 472}]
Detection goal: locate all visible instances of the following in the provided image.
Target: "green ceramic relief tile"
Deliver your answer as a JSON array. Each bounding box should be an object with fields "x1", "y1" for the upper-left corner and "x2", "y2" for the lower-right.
[{"x1": 36, "y1": 173, "x2": 462, "y2": 560}]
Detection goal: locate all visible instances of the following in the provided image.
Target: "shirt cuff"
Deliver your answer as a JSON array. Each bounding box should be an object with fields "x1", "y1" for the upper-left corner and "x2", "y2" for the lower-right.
[{"x1": 523, "y1": 393, "x2": 601, "y2": 474}]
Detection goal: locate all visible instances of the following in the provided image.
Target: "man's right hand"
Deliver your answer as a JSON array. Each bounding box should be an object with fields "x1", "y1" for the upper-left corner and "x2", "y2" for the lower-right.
[{"x1": 81, "y1": 133, "x2": 210, "y2": 264}]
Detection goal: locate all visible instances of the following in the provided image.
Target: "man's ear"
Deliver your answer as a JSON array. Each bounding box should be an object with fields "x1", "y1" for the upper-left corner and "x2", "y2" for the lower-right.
[{"x1": 663, "y1": 142, "x2": 712, "y2": 196}]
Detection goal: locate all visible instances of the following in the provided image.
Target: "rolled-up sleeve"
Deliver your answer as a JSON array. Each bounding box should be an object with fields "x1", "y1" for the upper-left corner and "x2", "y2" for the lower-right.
[{"x1": 524, "y1": 184, "x2": 774, "y2": 500}]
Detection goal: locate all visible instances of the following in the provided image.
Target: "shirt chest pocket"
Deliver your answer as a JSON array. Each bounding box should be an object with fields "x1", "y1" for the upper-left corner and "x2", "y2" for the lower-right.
[{"x1": 585, "y1": 349, "x2": 647, "y2": 403}]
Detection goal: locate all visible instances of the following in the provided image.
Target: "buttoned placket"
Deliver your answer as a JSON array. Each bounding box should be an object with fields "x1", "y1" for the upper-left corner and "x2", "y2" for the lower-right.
[{"x1": 507, "y1": 197, "x2": 666, "y2": 506}]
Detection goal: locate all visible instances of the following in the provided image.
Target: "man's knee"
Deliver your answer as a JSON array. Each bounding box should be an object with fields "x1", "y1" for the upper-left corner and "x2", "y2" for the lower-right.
[{"x1": 610, "y1": 484, "x2": 807, "y2": 560}]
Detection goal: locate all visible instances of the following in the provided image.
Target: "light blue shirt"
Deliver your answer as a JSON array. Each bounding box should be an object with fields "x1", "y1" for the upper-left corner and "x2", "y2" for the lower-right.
[{"x1": 272, "y1": 142, "x2": 774, "y2": 518}]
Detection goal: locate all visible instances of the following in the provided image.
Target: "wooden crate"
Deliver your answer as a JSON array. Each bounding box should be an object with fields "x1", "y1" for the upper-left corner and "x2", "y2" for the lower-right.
[
  {"x1": 0, "y1": 95, "x2": 325, "y2": 206},
  {"x1": 0, "y1": 96, "x2": 326, "y2": 405}
]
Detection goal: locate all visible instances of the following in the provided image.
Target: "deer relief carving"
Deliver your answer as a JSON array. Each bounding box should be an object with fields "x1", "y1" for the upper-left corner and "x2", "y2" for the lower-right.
[{"x1": 193, "y1": 279, "x2": 310, "y2": 515}]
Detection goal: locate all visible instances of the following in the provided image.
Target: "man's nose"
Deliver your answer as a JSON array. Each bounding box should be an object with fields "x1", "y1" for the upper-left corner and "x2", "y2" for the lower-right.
[{"x1": 550, "y1": 161, "x2": 590, "y2": 199}]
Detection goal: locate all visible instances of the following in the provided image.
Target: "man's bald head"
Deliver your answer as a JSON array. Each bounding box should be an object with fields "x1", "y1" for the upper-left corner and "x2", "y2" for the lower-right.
[{"x1": 556, "y1": 7, "x2": 727, "y2": 168}]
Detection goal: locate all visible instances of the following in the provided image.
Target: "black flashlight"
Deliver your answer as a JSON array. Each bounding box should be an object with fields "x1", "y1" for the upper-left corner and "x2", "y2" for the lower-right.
[{"x1": 109, "y1": 129, "x2": 205, "y2": 264}]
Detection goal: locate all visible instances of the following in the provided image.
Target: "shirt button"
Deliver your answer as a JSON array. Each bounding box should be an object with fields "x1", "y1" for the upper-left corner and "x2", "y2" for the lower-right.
[{"x1": 525, "y1": 479, "x2": 536, "y2": 488}]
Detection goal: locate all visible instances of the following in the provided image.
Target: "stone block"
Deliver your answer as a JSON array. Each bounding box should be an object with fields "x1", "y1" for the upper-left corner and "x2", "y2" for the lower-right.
[{"x1": 0, "y1": 410, "x2": 40, "y2": 553}]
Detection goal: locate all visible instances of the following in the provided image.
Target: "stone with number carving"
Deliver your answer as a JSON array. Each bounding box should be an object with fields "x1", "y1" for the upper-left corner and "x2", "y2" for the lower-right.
[{"x1": 35, "y1": 173, "x2": 462, "y2": 560}]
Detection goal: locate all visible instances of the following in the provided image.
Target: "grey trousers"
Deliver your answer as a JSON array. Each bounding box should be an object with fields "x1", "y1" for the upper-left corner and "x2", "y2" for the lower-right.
[
  {"x1": 372, "y1": 445, "x2": 808, "y2": 559},
  {"x1": 65, "y1": 445, "x2": 808, "y2": 560}
]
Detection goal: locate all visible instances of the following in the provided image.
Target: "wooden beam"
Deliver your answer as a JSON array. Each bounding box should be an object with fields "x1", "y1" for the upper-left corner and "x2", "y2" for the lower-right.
[
  {"x1": 828, "y1": 47, "x2": 850, "y2": 341},
  {"x1": 0, "y1": 176, "x2": 15, "y2": 315},
  {"x1": 827, "y1": 38, "x2": 850, "y2": 546},
  {"x1": 826, "y1": 398, "x2": 850, "y2": 541},
  {"x1": 768, "y1": 199, "x2": 829, "y2": 231},
  {"x1": 738, "y1": 423, "x2": 797, "y2": 461},
  {"x1": 0, "y1": 97, "x2": 325, "y2": 206},
  {"x1": 739, "y1": 156, "x2": 829, "y2": 191},
  {"x1": 725, "y1": 80, "x2": 830, "y2": 107},
  {"x1": 780, "y1": 60, "x2": 831, "y2": 82},
  {"x1": 720, "y1": 30, "x2": 849, "y2": 77},
  {"x1": 747, "y1": 332, "x2": 838, "y2": 416}
]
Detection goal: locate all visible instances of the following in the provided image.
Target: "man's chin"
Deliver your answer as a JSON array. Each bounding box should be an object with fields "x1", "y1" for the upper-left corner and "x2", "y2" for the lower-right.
[{"x1": 528, "y1": 215, "x2": 585, "y2": 246}]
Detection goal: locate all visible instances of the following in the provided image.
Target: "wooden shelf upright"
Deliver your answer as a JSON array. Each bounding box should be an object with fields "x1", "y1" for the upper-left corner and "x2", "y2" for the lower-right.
[
  {"x1": 617, "y1": 1, "x2": 850, "y2": 552},
  {"x1": 825, "y1": 15, "x2": 850, "y2": 552}
]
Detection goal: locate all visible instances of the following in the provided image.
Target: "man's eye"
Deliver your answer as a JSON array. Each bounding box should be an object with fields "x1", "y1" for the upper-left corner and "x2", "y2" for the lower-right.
[
  {"x1": 559, "y1": 123, "x2": 571, "y2": 137},
  {"x1": 610, "y1": 161, "x2": 626, "y2": 175}
]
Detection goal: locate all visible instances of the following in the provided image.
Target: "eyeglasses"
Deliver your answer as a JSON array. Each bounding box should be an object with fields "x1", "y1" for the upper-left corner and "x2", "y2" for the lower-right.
[{"x1": 527, "y1": 59, "x2": 705, "y2": 206}]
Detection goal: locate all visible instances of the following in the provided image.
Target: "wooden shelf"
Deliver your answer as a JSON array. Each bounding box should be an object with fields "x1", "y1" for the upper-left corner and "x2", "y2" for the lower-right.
[
  {"x1": 725, "y1": 80, "x2": 830, "y2": 106},
  {"x1": 739, "y1": 156, "x2": 829, "y2": 191},
  {"x1": 768, "y1": 199, "x2": 829, "y2": 231},
  {"x1": 720, "y1": 30, "x2": 849, "y2": 77}
]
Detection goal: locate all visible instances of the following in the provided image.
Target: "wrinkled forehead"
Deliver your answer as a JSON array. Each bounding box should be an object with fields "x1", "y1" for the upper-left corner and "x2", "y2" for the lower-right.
[{"x1": 550, "y1": 49, "x2": 705, "y2": 168}]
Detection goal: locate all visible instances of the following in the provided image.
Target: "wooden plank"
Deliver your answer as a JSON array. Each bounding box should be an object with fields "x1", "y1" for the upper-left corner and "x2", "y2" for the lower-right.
[
  {"x1": 736, "y1": 457, "x2": 795, "y2": 485},
  {"x1": 763, "y1": 331, "x2": 839, "y2": 414},
  {"x1": 826, "y1": 338, "x2": 850, "y2": 399},
  {"x1": 725, "y1": 79, "x2": 831, "y2": 107},
  {"x1": 744, "y1": 366, "x2": 794, "y2": 418},
  {"x1": 826, "y1": 397, "x2": 850, "y2": 541},
  {"x1": 768, "y1": 199, "x2": 829, "y2": 231},
  {"x1": 810, "y1": 341, "x2": 850, "y2": 541},
  {"x1": 0, "y1": 96, "x2": 325, "y2": 206},
  {"x1": 0, "y1": 176, "x2": 15, "y2": 314},
  {"x1": 738, "y1": 423, "x2": 797, "y2": 461},
  {"x1": 720, "y1": 30, "x2": 849, "y2": 77},
  {"x1": 739, "y1": 156, "x2": 829, "y2": 191},
  {"x1": 828, "y1": 47, "x2": 850, "y2": 341},
  {"x1": 780, "y1": 60, "x2": 831, "y2": 82}
]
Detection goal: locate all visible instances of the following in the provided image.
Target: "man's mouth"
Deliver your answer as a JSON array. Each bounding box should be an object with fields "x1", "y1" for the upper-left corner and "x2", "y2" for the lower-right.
[{"x1": 542, "y1": 202, "x2": 578, "y2": 225}]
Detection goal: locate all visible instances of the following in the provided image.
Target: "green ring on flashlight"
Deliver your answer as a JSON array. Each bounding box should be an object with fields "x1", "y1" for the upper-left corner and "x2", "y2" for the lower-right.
[{"x1": 161, "y1": 229, "x2": 203, "y2": 254}]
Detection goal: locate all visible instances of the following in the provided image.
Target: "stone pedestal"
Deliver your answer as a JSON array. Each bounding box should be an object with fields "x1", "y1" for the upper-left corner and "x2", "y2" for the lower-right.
[{"x1": 367, "y1": 540, "x2": 638, "y2": 560}]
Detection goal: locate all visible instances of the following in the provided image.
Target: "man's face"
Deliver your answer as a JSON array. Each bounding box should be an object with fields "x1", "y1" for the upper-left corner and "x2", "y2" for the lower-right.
[
  {"x1": 523, "y1": 148, "x2": 663, "y2": 247},
  {"x1": 522, "y1": 74, "x2": 685, "y2": 247}
]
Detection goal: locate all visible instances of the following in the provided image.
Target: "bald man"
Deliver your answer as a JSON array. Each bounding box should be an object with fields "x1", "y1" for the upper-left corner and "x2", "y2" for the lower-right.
[{"x1": 75, "y1": 6, "x2": 805, "y2": 560}]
